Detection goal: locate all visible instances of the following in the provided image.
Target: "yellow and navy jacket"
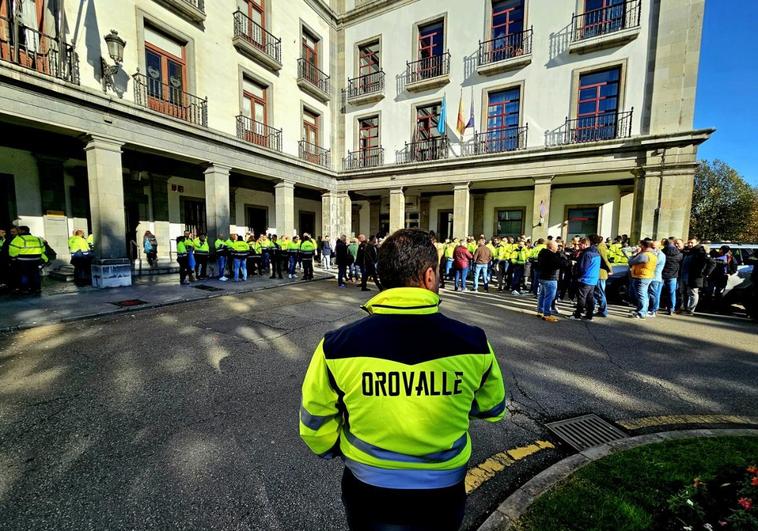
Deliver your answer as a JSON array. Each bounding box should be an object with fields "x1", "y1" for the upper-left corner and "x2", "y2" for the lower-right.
[
  {"x1": 300, "y1": 287, "x2": 506, "y2": 489},
  {"x1": 9, "y1": 234, "x2": 48, "y2": 262},
  {"x1": 68, "y1": 235, "x2": 90, "y2": 254},
  {"x1": 299, "y1": 239, "x2": 317, "y2": 258},
  {"x1": 194, "y1": 238, "x2": 210, "y2": 255}
]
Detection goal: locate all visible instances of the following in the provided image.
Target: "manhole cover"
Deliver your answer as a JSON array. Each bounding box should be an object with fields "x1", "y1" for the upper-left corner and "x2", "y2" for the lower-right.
[
  {"x1": 193, "y1": 284, "x2": 224, "y2": 292},
  {"x1": 546, "y1": 414, "x2": 628, "y2": 451},
  {"x1": 111, "y1": 299, "x2": 148, "y2": 308}
]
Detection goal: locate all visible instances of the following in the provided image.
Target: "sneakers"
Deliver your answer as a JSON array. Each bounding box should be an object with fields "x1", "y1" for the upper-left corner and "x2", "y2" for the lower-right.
[
  {"x1": 219, "y1": 276, "x2": 228, "y2": 282},
  {"x1": 648, "y1": 312, "x2": 657, "y2": 318},
  {"x1": 511, "y1": 290, "x2": 520, "y2": 296},
  {"x1": 568, "y1": 315, "x2": 581, "y2": 320},
  {"x1": 542, "y1": 315, "x2": 559, "y2": 323}
]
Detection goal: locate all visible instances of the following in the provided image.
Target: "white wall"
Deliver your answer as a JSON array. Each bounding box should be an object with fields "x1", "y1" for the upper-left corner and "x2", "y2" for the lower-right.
[
  {"x1": 483, "y1": 190, "x2": 534, "y2": 237},
  {"x1": 548, "y1": 186, "x2": 621, "y2": 239}
]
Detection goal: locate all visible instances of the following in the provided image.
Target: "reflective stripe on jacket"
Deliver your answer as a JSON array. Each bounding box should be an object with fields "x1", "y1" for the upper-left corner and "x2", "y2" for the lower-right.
[
  {"x1": 9, "y1": 235, "x2": 48, "y2": 262},
  {"x1": 300, "y1": 287, "x2": 506, "y2": 489}
]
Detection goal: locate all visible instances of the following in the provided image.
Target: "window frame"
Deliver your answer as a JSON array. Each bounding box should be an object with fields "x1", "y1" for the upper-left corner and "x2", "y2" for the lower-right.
[
  {"x1": 302, "y1": 107, "x2": 320, "y2": 147},
  {"x1": 491, "y1": 0, "x2": 525, "y2": 39},
  {"x1": 493, "y1": 207, "x2": 526, "y2": 237},
  {"x1": 569, "y1": 59, "x2": 627, "y2": 120},
  {"x1": 411, "y1": 13, "x2": 448, "y2": 62},
  {"x1": 144, "y1": 39, "x2": 188, "y2": 107},
  {"x1": 563, "y1": 204, "x2": 601, "y2": 240}
]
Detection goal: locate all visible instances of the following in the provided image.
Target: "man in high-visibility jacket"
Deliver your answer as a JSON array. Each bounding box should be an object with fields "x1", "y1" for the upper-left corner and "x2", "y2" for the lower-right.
[
  {"x1": 495, "y1": 238, "x2": 512, "y2": 292},
  {"x1": 9, "y1": 225, "x2": 49, "y2": 294},
  {"x1": 509, "y1": 239, "x2": 529, "y2": 295},
  {"x1": 270, "y1": 235, "x2": 284, "y2": 280},
  {"x1": 230, "y1": 234, "x2": 249, "y2": 281},
  {"x1": 287, "y1": 236, "x2": 300, "y2": 279},
  {"x1": 299, "y1": 234, "x2": 317, "y2": 280},
  {"x1": 193, "y1": 233, "x2": 210, "y2": 279},
  {"x1": 68, "y1": 229, "x2": 93, "y2": 286},
  {"x1": 214, "y1": 234, "x2": 229, "y2": 281},
  {"x1": 300, "y1": 228, "x2": 505, "y2": 530}
]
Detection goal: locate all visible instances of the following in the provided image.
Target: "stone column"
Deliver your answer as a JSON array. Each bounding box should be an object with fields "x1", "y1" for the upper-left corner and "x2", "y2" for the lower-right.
[
  {"x1": 84, "y1": 135, "x2": 131, "y2": 287},
  {"x1": 204, "y1": 164, "x2": 231, "y2": 245},
  {"x1": 369, "y1": 198, "x2": 381, "y2": 237},
  {"x1": 657, "y1": 171, "x2": 696, "y2": 239},
  {"x1": 389, "y1": 188, "x2": 405, "y2": 234},
  {"x1": 472, "y1": 193, "x2": 485, "y2": 237},
  {"x1": 322, "y1": 191, "x2": 352, "y2": 241},
  {"x1": 531, "y1": 177, "x2": 553, "y2": 240},
  {"x1": 452, "y1": 183, "x2": 470, "y2": 239},
  {"x1": 150, "y1": 174, "x2": 171, "y2": 260},
  {"x1": 616, "y1": 186, "x2": 634, "y2": 238},
  {"x1": 275, "y1": 180, "x2": 295, "y2": 237},
  {"x1": 631, "y1": 168, "x2": 660, "y2": 241}
]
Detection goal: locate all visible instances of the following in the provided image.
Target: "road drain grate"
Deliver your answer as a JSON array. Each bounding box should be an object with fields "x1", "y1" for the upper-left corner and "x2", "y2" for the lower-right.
[
  {"x1": 193, "y1": 284, "x2": 224, "y2": 292},
  {"x1": 546, "y1": 414, "x2": 628, "y2": 451},
  {"x1": 111, "y1": 299, "x2": 148, "y2": 308}
]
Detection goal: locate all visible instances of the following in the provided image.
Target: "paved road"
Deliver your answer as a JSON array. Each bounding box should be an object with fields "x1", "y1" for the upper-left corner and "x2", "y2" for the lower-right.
[{"x1": 1, "y1": 280, "x2": 756, "y2": 530}]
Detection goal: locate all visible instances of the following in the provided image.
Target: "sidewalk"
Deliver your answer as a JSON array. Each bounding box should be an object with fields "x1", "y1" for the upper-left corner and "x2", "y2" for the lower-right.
[{"x1": 0, "y1": 270, "x2": 332, "y2": 332}]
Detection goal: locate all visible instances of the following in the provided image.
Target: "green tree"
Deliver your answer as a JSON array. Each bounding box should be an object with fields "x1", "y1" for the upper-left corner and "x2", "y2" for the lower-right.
[
  {"x1": 738, "y1": 187, "x2": 758, "y2": 242},
  {"x1": 690, "y1": 160, "x2": 754, "y2": 241}
]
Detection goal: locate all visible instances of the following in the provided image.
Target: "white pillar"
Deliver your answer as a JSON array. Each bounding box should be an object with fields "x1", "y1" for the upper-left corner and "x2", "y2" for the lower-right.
[
  {"x1": 322, "y1": 191, "x2": 351, "y2": 241},
  {"x1": 204, "y1": 164, "x2": 231, "y2": 243},
  {"x1": 389, "y1": 188, "x2": 405, "y2": 235},
  {"x1": 452, "y1": 183, "x2": 470, "y2": 239},
  {"x1": 275, "y1": 180, "x2": 295, "y2": 237},
  {"x1": 532, "y1": 177, "x2": 553, "y2": 240}
]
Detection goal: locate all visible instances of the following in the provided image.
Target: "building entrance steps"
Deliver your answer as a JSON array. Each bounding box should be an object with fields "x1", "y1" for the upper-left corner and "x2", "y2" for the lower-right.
[{"x1": 0, "y1": 272, "x2": 330, "y2": 332}]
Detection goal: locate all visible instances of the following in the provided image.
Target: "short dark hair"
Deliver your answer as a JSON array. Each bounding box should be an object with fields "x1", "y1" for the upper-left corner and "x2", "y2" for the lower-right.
[
  {"x1": 589, "y1": 234, "x2": 603, "y2": 245},
  {"x1": 377, "y1": 229, "x2": 438, "y2": 289}
]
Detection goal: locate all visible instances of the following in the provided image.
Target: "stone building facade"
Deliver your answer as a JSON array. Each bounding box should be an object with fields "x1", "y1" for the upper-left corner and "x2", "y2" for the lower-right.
[{"x1": 0, "y1": 0, "x2": 711, "y2": 284}]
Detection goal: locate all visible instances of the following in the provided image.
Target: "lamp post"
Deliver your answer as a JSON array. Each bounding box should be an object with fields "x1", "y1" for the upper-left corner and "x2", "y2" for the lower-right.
[{"x1": 101, "y1": 30, "x2": 126, "y2": 97}]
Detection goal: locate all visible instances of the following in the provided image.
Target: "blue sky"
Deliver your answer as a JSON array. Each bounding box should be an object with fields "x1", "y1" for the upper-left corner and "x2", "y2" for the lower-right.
[{"x1": 695, "y1": 1, "x2": 758, "y2": 186}]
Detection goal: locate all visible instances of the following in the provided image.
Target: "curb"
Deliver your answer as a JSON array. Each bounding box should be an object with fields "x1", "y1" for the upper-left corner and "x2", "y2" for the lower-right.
[
  {"x1": 476, "y1": 428, "x2": 758, "y2": 531},
  {"x1": 0, "y1": 274, "x2": 334, "y2": 334}
]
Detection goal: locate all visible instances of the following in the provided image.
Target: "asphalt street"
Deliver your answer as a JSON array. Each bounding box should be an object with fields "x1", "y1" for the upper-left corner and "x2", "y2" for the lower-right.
[{"x1": 1, "y1": 279, "x2": 756, "y2": 530}]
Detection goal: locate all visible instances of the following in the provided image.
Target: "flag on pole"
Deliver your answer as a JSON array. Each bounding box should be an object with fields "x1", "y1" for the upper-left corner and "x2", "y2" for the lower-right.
[
  {"x1": 456, "y1": 90, "x2": 466, "y2": 135},
  {"x1": 465, "y1": 87, "x2": 475, "y2": 130},
  {"x1": 437, "y1": 95, "x2": 447, "y2": 136}
]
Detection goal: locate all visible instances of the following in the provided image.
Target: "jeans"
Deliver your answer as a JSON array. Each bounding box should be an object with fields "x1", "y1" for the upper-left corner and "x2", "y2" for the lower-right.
[
  {"x1": 445, "y1": 258, "x2": 453, "y2": 278},
  {"x1": 233, "y1": 257, "x2": 247, "y2": 281},
  {"x1": 632, "y1": 278, "x2": 652, "y2": 316},
  {"x1": 349, "y1": 263, "x2": 359, "y2": 280},
  {"x1": 322, "y1": 254, "x2": 331, "y2": 270},
  {"x1": 594, "y1": 279, "x2": 608, "y2": 316},
  {"x1": 454, "y1": 268, "x2": 469, "y2": 291},
  {"x1": 531, "y1": 266, "x2": 540, "y2": 295},
  {"x1": 538, "y1": 280, "x2": 558, "y2": 315},
  {"x1": 338, "y1": 264, "x2": 347, "y2": 286},
  {"x1": 288, "y1": 254, "x2": 297, "y2": 275},
  {"x1": 303, "y1": 258, "x2": 314, "y2": 279},
  {"x1": 663, "y1": 278, "x2": 677, "y2": 312},
  {"x1": 510, "y1": 264, "x2": 524, "y2": 291},
  {"x1": 574, "y1": 282, "x2": 595, "y2": 318},
  {"x1": 496, "y1": 260, "x2": 509, "y2": 290},
  {"x1": 686, "y1": 287, "x2": 699, "y2": 312},
  {"x1": 217, "y1": 255, "x2": 227, "y2": 278},
  {"x1": 648, "y1": 280, "x2": 663, "y2": 314},
  {"x1": 473, "y1": 263, "x2": 489, "y2": 290}
]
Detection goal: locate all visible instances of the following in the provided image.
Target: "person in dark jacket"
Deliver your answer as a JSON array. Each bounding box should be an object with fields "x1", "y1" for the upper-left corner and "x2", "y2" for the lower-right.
[
  {"x1": 361, "y1": 236, "x2": 381, "y2": 292},
  {"x1": 570, "y1": 238, "x2": 601, "y2": 321},
  {"x1": 682, "y1": 238, "x2": 714, "y2": 315},
  {"x1": 335, "y1": 235, "x2": 349, "y2": 288},
  {"x1": 661, "y1": 239, "x2": 683, "y2": 315},
  {"x1": 537, "y1": 241, "x2": 562, "y2": 321}
]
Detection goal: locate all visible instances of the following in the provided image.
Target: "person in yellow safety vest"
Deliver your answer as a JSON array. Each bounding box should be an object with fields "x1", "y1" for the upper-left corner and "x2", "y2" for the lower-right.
[
  {"x1": 495, "y1": 238, "x2": 512, "y2": 292},
  {"x1": 608, "y1": 239, "x2": 628, "y2": 264},
  {"x1": 193, "y1": 233, "x2": 210, "y2": 279},
  {"x1": 443, "y1": 239, "x2": 455, "y2": 281},
  {"x1": 509, "y1": 239, "x2": 528, "y2": 295},
  {"x1": 175, "y1": 236, "x2": 193, "y2": 285},
  {"x1": 9, "y1": 225, "x2": 48, "y2": 294},
  {"x1": 214, "y1": 233, "x2": 229, "y2": 281},
  {"x1": 259, "y1": 235, "x2": 273, "y2": 273},
  {"x1": 86, "y1": 233, "x2": 94, "y2": 251},
  {"x1": 230, "y1": 233, "x2": 249, "y2": 282},
  {"x1": 269, "y1": 234, "x2": 284, "y2": 280},
  {"x1": 528, "y1": 238, "x2": 547, "y2": 296},
  {"x1": 286, "y1": 235, "x2": 300, "y2": 279},
  {"x1": 300, "y1": 228, "x2": 505, "y2": 530},
  {"x1": 68, "y1": 229, "x2": 93, "y2": 286},
  {"x1": 299, "y1": 234, "x2": 317, "y2": 280},
  {"x1": 276, "y1": 236, "x2": 290, "y2": 280}
]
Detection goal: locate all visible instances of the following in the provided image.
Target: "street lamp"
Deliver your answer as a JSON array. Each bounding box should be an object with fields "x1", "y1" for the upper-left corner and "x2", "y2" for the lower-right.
[{"x1": 101, "y1": 30, "x2": 126, "y2": 97}]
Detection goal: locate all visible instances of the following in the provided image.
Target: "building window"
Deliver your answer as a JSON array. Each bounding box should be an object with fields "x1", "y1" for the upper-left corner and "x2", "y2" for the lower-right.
[
  {"x1": 418, "y1": 20, "x2": 444, "y2": 59},
  {"x1": 241, "y1": 78, "x2": 268, "y2": 146},
  {"x1": 303, "y1": 109, "x2": 320, "y2": 146},
  {"x1": 496, "y1": 209, "x2": 524, "y2": 237},
  {"x1": 358, "y1": 116, "x2": 379, "y2": 151},
  {"x1": 567, "y1": 206, "x2": 599, "y2": 237},
  {"x1": 484, "y1": 87, "x2": 521, "y2": 151},
  {"x1": 144, "y1": 27, "x2": 187, "y2": 108},
  {"x1": 302, "y1": 29, "x2": 319, "y2": 68},
  {"x1": 358, "y1": 41, "x2": 380, "y2": 76},
  {"x1": 583, "y1": 0, "x2": 625, "y2": 37},
  {"x1": 576, "y1": 66, "x2": 621, "y2": 141},
  {"x1": 492, "y1": 0, "x2": 524, "y2": 39},
  {"x1": 242, "y1": 0, "x2": 265, "y2": 28},
  {"x1": 416, "y1": 103, "x2": 441, "y2": 140}
]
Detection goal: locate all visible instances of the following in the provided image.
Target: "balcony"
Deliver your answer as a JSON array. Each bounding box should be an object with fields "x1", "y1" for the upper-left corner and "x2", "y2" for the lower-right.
[
  {"x1": 0, "y1": 17, "x2": 79, "y2": 84},
  {"x1": 396, "y1": 136, "x2": 449, "y2": 164},
  {"x1": 133, "y1": 72, "x2": 208, "y2": 127},
  {"x1": 346, "y1": 71, "x2": 385, "y2": 105},
  {"x1": 477, "y1": 28, "x2": 533, "y2": 76},
  {"x1": 155, "y1": 0, "x2": 206, "y2": 23},
  {"x1": 344, "y1": 147, "x2": 384, "y2": 170},
  {"x1": 562, "y1": 109, "x2": 633, "y2": 144},
  {"x1": 297, "y1": 59, "x2": 330, "y2": 102},
  {"x1": 405, "y1": 52, "x2": 451, "y2": 92},
  {"x1": 299, "y1": 140, "x2": 330, "y2": 168},
  {"x1": 236, "y1": 115, "x2": 282, "y2": 152},
  {"x1": 232, "y1": 10, "x2": 282, "y2": 72},
  {"x1": 468, "y1": 126, "x2": 528, "y2": 156},
  {"x1": 568, "y1": 0, "x2": 641, "y2": 54}
]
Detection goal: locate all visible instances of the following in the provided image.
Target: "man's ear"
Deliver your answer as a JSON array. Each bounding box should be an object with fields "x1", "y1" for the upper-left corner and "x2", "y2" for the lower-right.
[{"x1": 422, "y1": 266, "x2": 437, "y2": 291}]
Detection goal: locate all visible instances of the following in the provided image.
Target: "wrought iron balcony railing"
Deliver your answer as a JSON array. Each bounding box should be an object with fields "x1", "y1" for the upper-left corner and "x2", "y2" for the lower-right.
[
  {"x1": 564, "y1": 109, "x2": 633, "y2": 144},
  {"x1": 0, "y1": 17, "x2": 79, "y2": 84},
  {"x1": 478, "y1": 27, "x2": 533, "y2": 66},
  {"x1": 346, "y1": 70, "x2": 384, "y2": 99},
  {"x1": 397, "y1": 136, "x2": 449, "y2": 164},
  {"x1": 571, "y1": 0, "x2": 641, "y2": 42},
  {"x1": 299, "y1": 140, "x2": 330, "y2": 168},
  {"x1": 297, "y1": 58, "x2": 330, "y2": 94},
  {"x1": 233, "y1": 10, "x2": 281, "y2": 65},
  {"x1": 405, "y1": 51, "x2": 451, "y2": 85},
  {"x1": 236, "y1": 115, "x2": 282, "y2": 152},
  {"x1": 471, "y1": 126, "x2": 528, "y2": 155},
  {"x1": 344, "y1": 147, "x2": 384, "y2": 170},
  {"x1": 133, "y1": 72, "x2": 208, "y2": 127}
]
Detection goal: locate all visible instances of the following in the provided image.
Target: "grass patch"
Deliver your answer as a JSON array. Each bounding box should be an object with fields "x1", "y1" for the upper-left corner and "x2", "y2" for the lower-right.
[{"x1": 516, "y1": 436, "x2": 758, "y2": 531}]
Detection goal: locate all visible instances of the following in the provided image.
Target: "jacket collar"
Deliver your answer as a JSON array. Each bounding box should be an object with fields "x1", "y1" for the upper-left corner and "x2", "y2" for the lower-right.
[{"x1": 361, "y1": 287, "x2": 440, "y2": 315}]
